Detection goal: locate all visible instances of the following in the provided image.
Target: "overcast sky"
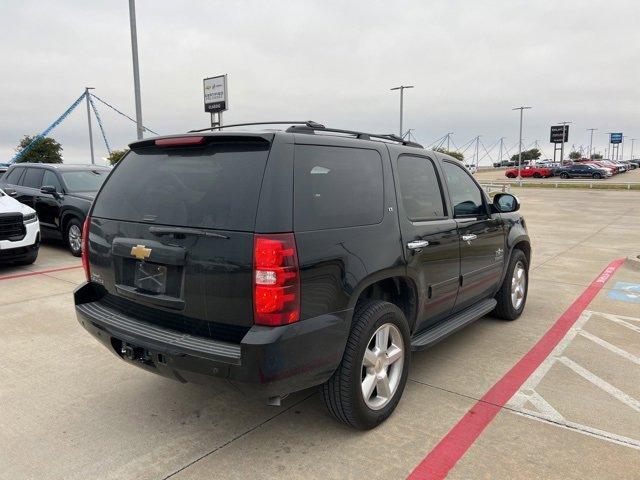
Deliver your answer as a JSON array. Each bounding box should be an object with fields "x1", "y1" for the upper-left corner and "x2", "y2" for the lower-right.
[{"x1": 1, "y1": 0, "x2": 638, "y2": 165}]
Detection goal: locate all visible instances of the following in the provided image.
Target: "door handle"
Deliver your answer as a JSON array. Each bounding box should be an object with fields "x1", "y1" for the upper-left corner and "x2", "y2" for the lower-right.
[
  {"x1": 407, "y1": 240, "x2": 429, "y2": 251},
  {"x1": 461, "y1": 234, "x2": 477, "y2": 243}
]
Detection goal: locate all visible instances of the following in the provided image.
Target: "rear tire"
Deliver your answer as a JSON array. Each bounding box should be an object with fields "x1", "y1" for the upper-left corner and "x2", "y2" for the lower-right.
[
  {"x1": 65, "y1": 218, "x2": 83, "y2": 257},
  {"x1": 533, "y1": 173, "x2": 542, "y2": 178},
  {"x1": 322, "y1": 300, "x2": 411, "y2": 430},
  {"x1": 492, "y1": 249, "x2": 528, "y2": 321},
  {"x1": 560, "y1": 172, "x2": 570, "y2": 179},
  {"x1": 592, "y1": 172, "x2": 602, "y2": 179}
]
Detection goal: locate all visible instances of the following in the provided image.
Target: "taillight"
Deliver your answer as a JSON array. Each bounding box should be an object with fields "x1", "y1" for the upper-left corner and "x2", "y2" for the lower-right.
[
  {"x1": 81, "y1": 216, "x2": 90, "y2": 282},
  {"x1": 154, "y1": 136, "x2": 205, "y2": 147},
  {"x1": 253, "y1": 233, "x2": 300, "y2": 326}
]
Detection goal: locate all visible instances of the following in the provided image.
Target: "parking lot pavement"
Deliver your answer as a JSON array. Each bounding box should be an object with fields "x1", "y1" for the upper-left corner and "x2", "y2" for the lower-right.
[{"x1": 1, "y1": 188, "x2": 639, "y2": 480}]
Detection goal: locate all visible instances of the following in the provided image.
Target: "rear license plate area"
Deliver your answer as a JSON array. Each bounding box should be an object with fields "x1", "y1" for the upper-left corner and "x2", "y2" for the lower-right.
[
  {"x1": 119, "y1": 258, "x2": 183, "y2": 298},
  {"x1": 134, "y1": 262, "x2": 167, "y2": 294}
]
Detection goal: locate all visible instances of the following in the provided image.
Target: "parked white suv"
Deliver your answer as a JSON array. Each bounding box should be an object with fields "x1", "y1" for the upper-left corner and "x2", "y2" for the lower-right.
[{"x1": 0, "y1": 188, "x2": 40, "y2": 265}]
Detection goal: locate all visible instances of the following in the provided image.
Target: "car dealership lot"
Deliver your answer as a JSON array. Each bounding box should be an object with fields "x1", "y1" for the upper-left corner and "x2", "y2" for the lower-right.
[
  {"x1": 475, "y1": 165, "x2": 640, "y2": 185},
  {"x1": 1, "y1": 189, "x2": 639, "y2": 480}
]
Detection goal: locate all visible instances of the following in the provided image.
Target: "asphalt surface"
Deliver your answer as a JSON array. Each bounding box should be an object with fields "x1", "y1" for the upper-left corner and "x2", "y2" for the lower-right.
[{"x1": 1, "y1": 188, "x2": 639, "y2": 480}]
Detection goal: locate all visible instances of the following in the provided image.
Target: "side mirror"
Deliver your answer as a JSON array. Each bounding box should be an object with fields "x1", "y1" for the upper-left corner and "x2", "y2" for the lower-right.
[
  {"x1": 493, "y1": 193, "x2": 520, "y2": 213},
  {"x1": 4, "y1": 188, "x2": 17, "y2": 197},
  {"x1": 40, "y1": 185, "x2": 61, "y2": 198}
]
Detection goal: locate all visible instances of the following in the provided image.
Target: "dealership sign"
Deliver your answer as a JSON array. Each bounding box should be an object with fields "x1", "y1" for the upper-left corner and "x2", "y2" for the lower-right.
[
  {"x1": 203, "y1": 75, "x2": 228, "y2": 113},
  {"x1": 610, "y1": 133, "x2": 623, "y2": 144},
  {"x1": 550, "y1": 125, "x2": 569, "y2": 143}
]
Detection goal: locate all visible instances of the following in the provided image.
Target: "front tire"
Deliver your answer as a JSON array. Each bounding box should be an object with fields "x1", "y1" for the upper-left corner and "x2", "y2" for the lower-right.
[
  {"x1": 592, "y1": 172, "x2": 602, "y2": 179},
  {"x1": 322, "y1": 300, "x2": 411, "y2": 430},
  {"x1": 560, "y1": 172, "x2": 570, "y2": 179},
  {"x1": 65, "y1": 218, "x2": 83, "y2": 257},
  {"x1": 492, "y1": 249, "x2": 528, "y2": 320}
]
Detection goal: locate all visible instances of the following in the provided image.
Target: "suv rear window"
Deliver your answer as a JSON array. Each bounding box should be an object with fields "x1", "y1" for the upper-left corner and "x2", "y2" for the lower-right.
[
  {"x1": 294, "y1": 145, "x2": 383, "y2": 231},
  {"x1": 92, "y1": 140, "x2": 270, "y2": 231}
]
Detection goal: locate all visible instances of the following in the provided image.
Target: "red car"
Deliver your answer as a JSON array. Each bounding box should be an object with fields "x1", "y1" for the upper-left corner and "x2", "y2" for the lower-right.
[{"x1": 505, "y1": 165, "x2": 554, "y2": 178}]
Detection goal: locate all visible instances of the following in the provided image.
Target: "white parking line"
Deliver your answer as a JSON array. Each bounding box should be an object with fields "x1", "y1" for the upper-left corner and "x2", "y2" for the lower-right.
[{"x1": 506, "y1": 310, "x2": 640, "y2": 450}]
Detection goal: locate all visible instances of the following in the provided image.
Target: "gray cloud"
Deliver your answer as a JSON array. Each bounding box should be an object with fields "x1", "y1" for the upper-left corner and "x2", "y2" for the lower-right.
[{"x1": 1, "y1": 0, "x2": 638, "y2": 164}]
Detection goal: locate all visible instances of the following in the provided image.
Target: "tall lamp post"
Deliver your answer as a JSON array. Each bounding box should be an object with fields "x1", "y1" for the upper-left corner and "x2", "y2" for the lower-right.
[
  {"x1": 587, "y1": 128, "x2": 597, "y2": 159},
  {"x1": 390, "y1": 85, "x2": 414, "y2": 137},
  {"x1": 85, "y1": 87, "x2": 95, "y2": 164},
  {"x1": 129, "y1": 0, "x2": 144, "y2": 140},
  {"x1": 512, "y1": 106, "x2": 532, "y2": 179},
  {"x1": 631, "y1": 138, "x2": 636, "y2": 161}
]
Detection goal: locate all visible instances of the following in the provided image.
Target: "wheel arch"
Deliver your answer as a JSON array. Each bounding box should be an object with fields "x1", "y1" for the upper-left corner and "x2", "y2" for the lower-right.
[{"x1": 347, "y1": 273, "x2": 419, "y2": 333}]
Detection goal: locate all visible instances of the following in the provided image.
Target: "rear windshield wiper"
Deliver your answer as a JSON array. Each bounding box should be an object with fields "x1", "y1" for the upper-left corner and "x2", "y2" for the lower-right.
[{"x1": 149, "y1": 226, "x2": 229, "y2": 239}]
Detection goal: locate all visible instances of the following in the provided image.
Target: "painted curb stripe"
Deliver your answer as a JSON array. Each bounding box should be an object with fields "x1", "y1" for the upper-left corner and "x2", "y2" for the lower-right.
[
  {"x1": 0, "y1": 264, "x2": 82, "y2": 281},
  {"x1": 407, "y1": 257, "x2": 626, "y2": 480}
]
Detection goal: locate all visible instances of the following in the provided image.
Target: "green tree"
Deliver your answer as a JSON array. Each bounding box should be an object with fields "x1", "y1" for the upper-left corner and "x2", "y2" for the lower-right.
[
  {"x1": 591, "y1": 153, "x2": 603, "y2": 160},
  {"x1": 435, "y1": 148, "x2": 464, "y2": 162},
  {"x1": 509, "y1": 148, "x2": 541, "y2": 163},
  {"x1": 568, "y1": 151, "x2": 582, "y2": 160},
  {"x1": 15, "y1": 135, "x2": 63, "y2": 163},
  {"x1": 107, "y1": 149, "x2": 128, "y2": 165}
]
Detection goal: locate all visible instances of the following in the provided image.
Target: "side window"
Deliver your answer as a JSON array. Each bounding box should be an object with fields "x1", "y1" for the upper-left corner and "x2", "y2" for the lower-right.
[
  {"x1": 5, "y1": 167, "x2": 24, "y2": 185},
  {"x1": 42, "y1": 170, "x2": 63, "y2": 192},
  {"x1": 442, "y1": 161, "x2": 485, "y2": 217},
  {"x1": 21, "y1": 168, "x2": 44, "y2": 189},
  {"x1": 397, "y1": 155, "x2": 445, "y2": 221},
  {"x1": 294, "y1": 145, "x2": 384, "y2": 231}
]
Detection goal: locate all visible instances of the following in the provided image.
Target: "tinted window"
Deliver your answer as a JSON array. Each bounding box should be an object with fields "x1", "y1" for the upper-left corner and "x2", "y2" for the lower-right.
[
  {"x1": 92, "y1": 141, "x2": 270, "y2": 231},
  {"x1": 397, "y1": 155, "x2": 444, "y2": 220},
  {"x1": 61, "y1": 170, "x2": 109, "y2": 192},
  {"x1": 442, "y1": 162, "x2": 484, "y2": 217},
  {"x1": 22, "y1": 168, "x2": 44, "y2": 188},
  {"x1": 4, "y1": 167, "x2": 24, "y2": 185},
  {"x1": 294, "y1": 145, "x2": 383, "y2": 231},
  {"x1": 42, "y1": 170, "x2": 63, "y2": 192}
]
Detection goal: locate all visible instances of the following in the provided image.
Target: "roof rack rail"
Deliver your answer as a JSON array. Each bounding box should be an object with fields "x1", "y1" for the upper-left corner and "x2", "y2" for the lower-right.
[
  {"x1": 188, "y1": 120, "x2": 325, "y2": 133},
  {"x1": 188, "y1": 120, "x2": 423, "y2": 148},
  {"x1": 285, "y1": 125, "x2": 423, "y2": 148}
]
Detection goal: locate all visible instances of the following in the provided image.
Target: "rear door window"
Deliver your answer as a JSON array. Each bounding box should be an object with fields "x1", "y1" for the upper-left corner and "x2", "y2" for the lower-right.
[
  {"x1": 21, "y1": 168, "x2": 44, "y2": 189},
  {"x1": 294, "y1": 145, "x2": 383, "y2": 231},
  {"x1": 92, "y1": 140, "x2": 270, "y2": 231},
  {"x1": 397, "y1": 155, "x2": 445, "y2": 221},
  {"x1": 4, "y1": 167, "x2": 24, "y2": 185}
]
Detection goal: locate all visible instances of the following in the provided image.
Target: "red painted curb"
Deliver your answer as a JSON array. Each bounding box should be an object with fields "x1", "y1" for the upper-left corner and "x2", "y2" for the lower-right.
[
  {"x1": 407, "y1": 257, "x2": 626, "y2": 480},
  {"x1": 0, "y1": 264, "x2": 82, "y2": 281}
]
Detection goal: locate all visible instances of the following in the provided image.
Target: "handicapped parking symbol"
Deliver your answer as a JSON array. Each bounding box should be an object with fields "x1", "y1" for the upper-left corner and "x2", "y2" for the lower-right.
[{"x1": 608, "y1": 281, "x2": 640, "y2": 303}]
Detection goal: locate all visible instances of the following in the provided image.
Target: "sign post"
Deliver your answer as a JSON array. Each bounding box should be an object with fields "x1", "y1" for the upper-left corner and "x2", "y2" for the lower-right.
[
  {"x1": 550, "y1": 125, "x2": 570, "y2": 163},
  {"x1": 609, "y1": 132, "x2": 622, "y2": 160},
  {"x1": 203, "y1": 74, "x2": 228, "y2": 129}
]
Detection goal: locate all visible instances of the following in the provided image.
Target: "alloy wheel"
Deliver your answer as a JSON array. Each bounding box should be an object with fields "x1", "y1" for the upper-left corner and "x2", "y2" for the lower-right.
[
  {"x1": 511, "y1": 261, "x2": 526, "y2": 310},
  {"x1": 68, "y1": 224, "x2": 82, "y2": 253},
  {"x1": 361, "y1": 323, "x2": 404, "y2": 410}
]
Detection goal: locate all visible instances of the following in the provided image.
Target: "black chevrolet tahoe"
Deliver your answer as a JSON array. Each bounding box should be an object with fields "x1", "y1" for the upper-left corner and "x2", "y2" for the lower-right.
[
  {"x1": 0, "y1": 163, "x2": 110, "y2": 256},
  {"x1": 75, "y1": 122, "x2": 531, "y2": 429}
]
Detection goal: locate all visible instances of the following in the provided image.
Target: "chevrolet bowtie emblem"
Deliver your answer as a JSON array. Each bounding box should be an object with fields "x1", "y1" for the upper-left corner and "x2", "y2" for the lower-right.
[{"x1": 131, "y1": 244, "x2": 152, "y2": 260}]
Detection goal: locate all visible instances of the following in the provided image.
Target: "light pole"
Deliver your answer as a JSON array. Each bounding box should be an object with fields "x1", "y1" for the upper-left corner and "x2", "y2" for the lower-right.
[
  {"x1": 129, "y1": 0, "x2": 144, "y2": 140},
  {"x1": 85, "y1": 87, "x2": 95, "y2": 164},
  {"x1": 390, "y1": 85, "x2": 414, "y2": 137},
  {"x1": 631, "y1": 139, "x2": 636, "y2": 160},
  {"x1": 558, "y1": 121, "x2": 571, "y2": 163},
  {"x1": 621, "y1": 135, "x2": 625, "y2": 160},
  {"x1": 513, "y1": 106, "x2": 532, "y2": 179},
  {"x1": 497, "y1": 137, "x2": 505, "y2": 165},
  {"x1": 587, "y1": 128, "x2": 597, "y2": 159}
]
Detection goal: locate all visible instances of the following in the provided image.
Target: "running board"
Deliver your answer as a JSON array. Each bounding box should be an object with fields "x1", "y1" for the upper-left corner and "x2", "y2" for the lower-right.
[{"x1": 410, "y1": 298, "x2": 497, "y2": 351}]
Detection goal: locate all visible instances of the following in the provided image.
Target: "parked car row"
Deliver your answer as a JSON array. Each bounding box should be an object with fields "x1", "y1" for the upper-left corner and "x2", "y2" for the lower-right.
[
  {"x1": 0, "y1": 163, "x2": 110, "y2": 257},
  {"x1": 504, "y1": 158, "x2": 637, "y2": 179}
]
